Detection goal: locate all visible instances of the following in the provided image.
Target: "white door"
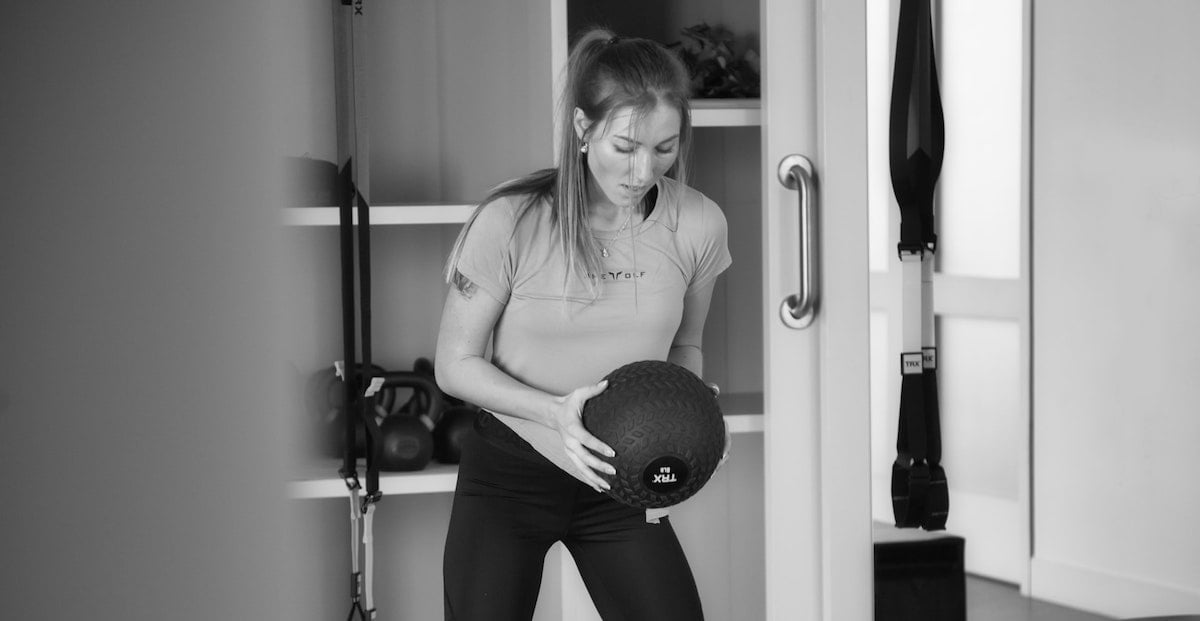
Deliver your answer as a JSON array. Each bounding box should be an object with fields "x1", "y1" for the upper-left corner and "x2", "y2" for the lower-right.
[{"x1": 761, "y1": 1, "x2": 874, "y2": 619}]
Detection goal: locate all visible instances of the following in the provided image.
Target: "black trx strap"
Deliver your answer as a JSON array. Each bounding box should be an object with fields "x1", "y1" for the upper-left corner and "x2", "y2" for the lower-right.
[
  {"x1": 334, "y1": 0, "x2": 381, "y2": 618},
  {"x1": 889, "y1": 0, "x2": 948, "y2": 531},
  {"x1": 335, "y1": 160, "x2": 366, "y2": 621},
  {"x1": 337, "y1": 164, "x2": 383, "y2": 620}
]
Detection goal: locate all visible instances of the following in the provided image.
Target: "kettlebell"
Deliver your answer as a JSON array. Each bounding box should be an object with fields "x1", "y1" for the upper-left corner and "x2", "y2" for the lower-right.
[
  {"x1": 411, "y1": 357, "x2": 478, "y2": 464},
  {"x1": 375, "y1": 371, "x2": 442, "y2": 471},
  {"x1": 434, "y1": 405, "x2": 479, "y2": 464}
]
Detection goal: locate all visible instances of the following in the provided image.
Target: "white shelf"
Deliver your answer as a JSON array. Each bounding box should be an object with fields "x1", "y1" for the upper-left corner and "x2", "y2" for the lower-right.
[
  {"x1": 691, "y1": 98, "x2": 761, "y2": 127},
  {"x1": 290, "y1": 394, "x2": 765, "y2": 500},
  {"x1": 282, "y1": 101, "x2": 759, "y2": 232},
  {"x1": 288, "y1": 462, "x2": 460, "y2": 500},
  {"x1": 283, "y1": 203, "x2": 475, "y2": 227}
]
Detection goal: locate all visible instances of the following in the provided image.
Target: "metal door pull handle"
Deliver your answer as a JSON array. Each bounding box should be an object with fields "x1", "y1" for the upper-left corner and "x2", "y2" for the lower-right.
[{"x1": 777, "y1": 154, "x2": 818, "y2": 329}]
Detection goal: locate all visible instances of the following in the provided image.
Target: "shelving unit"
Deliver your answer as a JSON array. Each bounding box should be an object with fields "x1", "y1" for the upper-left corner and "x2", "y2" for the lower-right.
[{"x1": 283, "y1": 2, "x2": 769, "y2": 619}]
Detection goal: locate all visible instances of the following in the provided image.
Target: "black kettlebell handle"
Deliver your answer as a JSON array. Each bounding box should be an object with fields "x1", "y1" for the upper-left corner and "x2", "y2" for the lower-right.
[{"x1": 377, "y1": 371, "x2": 444, "y2": 427}]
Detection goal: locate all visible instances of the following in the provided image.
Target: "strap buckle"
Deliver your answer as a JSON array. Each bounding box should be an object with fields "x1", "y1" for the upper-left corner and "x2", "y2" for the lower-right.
[
  {"x1": 340, "y1": 468, "x2": 361, "y2": 492},
  {"x1": 896, "y1": 242, "x2": 925, "y2": 261},
  {"x1": 360, "y1": 490, "x2": 382, "y2": 514}
]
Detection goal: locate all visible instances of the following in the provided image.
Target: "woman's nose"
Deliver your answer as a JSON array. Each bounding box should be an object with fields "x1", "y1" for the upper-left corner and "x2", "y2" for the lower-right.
[{"x1": 629, "y1": 150, "x2": 654, "y2": 184}]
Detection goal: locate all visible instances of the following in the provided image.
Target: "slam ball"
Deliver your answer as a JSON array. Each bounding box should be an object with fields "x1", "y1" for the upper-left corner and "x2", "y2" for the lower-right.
[{"x1": 581, "y1": 360, "x2": 725, "y2": 509}]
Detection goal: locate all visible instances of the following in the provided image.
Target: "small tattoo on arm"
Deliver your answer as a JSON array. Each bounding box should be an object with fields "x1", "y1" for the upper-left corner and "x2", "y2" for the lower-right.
[{"x1": 452, "y1": 271, "x2": 477, "y2": 299}]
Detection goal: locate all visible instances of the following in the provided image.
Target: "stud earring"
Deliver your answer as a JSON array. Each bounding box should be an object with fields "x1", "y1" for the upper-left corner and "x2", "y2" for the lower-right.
[{"x1": 580, "y1": 142, "x2": 589, "y2": 154}]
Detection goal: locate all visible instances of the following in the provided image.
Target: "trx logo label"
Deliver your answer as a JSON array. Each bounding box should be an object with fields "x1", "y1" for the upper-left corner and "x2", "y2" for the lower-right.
[
  {"x1": 643, "y1": 456, "x2": 689, "y2": 493},
  {"x1": 901, "y1": 353, "x2": 924, "y2": 375},
  {"x1": 922, "y1": 347, "x2": 937, "y2": 370}
]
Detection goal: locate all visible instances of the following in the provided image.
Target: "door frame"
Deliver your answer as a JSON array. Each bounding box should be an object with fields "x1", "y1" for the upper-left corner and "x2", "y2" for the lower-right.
[{"x1": 761, "y1": 0, "x2": 873, "y2": 619}]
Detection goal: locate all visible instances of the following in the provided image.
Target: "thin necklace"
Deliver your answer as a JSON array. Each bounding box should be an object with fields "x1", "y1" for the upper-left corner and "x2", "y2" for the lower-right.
[{"x1": 598, "y1": 208, "x2": 633, "y2": 258}]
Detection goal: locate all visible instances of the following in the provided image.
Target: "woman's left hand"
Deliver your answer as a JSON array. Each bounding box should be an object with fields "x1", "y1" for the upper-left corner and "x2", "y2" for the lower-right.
[{"x1": 552, "y1": 380, "x2": 617, "y2": 493}]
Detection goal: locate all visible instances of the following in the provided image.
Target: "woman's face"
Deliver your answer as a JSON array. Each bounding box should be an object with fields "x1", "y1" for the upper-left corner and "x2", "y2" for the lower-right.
[{"x1": 576, "y1": 103, "x2": 681, "y2": 209}]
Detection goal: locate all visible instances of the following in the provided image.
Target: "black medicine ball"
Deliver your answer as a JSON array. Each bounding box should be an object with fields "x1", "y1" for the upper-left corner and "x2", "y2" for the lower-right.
[{"x1": 581, "y1": 360, "x2": 725, "y2": 509}]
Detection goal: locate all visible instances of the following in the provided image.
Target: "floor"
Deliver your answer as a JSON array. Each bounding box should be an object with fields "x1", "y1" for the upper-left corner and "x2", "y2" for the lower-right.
[{"x1": 967, "y1": 575, "x2": 1113, "y2": 621}]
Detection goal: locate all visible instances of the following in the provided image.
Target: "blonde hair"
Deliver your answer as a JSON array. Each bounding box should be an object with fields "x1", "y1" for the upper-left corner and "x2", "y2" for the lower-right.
[{"x1": 444, "y1": 27, "x2": 693, "y2": 298}]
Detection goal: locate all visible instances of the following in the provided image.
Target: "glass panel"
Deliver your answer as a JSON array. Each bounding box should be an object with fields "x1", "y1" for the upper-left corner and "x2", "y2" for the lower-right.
[
  {"x1": 935, "y1": 1, "x2": 1022, "y2": 278},
  {"x1": 938, "y1": 316, "x2": 1021, "y2": 500}
]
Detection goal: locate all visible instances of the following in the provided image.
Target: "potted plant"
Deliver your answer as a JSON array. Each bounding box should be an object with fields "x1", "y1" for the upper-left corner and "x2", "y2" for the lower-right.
[{"x1": 668, "y1": 23, "x2": 761, "y2": 99}]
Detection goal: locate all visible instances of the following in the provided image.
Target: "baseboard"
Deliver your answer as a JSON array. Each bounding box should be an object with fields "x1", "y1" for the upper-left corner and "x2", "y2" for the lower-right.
[{"x1": 1031, "y1": 556, "x2": 1200, "y2": 618}]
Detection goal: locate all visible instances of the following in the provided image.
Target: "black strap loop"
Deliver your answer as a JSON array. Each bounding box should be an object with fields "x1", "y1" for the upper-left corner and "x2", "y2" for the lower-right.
[
  {"x1": 897, "y1": 355, "x2": 928, "y2": 460},
  {"x1": 355, "y1": 184, "x2": 382, "y2": 497},
  {"x1": 924, "y1": 464, "x2": 949, "y2": 530},
  {"x1": 889, "y1": 0, "x2": 948, "y2": 531},
  {"x1": 338, "y1": 161, "x2": 359, "y2": 479},
  {"x1": 889, "y1": 0, "x2": 944, "y2": 253},
  {"x1": 892, "y1": 459, "x2": 930, "y2": 528}
]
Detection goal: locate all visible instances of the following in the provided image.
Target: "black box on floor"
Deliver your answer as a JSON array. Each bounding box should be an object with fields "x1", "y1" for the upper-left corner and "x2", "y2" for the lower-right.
[{"x1": 873, "y1": 523, "x2": 966, "y2": 621}]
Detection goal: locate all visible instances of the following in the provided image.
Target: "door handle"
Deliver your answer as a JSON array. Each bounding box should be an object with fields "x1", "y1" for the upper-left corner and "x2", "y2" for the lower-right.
[{"x1": 777, "y1": 154, "x2": 818, "y2": 329}]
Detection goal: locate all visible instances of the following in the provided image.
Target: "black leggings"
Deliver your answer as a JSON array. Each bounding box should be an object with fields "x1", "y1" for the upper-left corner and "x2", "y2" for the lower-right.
[{"x1": 442, "y1": 418, "x2": 704, "y2": 621}]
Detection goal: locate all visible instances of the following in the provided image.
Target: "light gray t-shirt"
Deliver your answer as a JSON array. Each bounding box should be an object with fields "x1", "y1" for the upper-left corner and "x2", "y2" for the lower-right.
[{"x1": 454, "y1": 176, "x2": 732, "y2": 486}]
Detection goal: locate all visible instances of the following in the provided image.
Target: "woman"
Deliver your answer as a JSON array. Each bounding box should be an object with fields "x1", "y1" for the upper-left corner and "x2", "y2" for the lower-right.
[{"x1": 435, "y1": 27, "x2": 731, "y2": 621}]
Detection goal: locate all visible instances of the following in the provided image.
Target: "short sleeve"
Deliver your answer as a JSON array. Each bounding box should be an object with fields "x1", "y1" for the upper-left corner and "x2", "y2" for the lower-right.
[
  {"x1": 453, "y1": 198, "x2": 517, "y2": 304},
  {"x1": 688, "y1": 196, "x2": 733, "y2": 291}
]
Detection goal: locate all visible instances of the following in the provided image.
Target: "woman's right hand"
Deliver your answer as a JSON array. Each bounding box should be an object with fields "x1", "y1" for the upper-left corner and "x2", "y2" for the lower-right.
[{"x1": 552, "y1": 379, "x2": 617, "y2": 493}]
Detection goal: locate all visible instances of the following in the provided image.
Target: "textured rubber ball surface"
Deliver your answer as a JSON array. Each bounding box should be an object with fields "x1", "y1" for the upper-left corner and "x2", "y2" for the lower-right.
[{"x1": 581, "y1": 360, "x2": 725, "y2": 509}]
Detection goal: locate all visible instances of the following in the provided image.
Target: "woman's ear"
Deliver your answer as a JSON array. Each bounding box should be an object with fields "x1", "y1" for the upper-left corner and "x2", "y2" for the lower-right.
[{"x1": 573, "y1": 107, "x2": 592, "y2": 142}]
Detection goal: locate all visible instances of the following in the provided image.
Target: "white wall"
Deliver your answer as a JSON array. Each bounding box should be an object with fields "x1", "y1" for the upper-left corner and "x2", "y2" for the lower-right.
[
  {"x1": 1, "y1": 2, "x2": 300, "y2": 619},
  {"x1": 1031, "y1": 1, "x2": 1200, "y2": 617}
]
